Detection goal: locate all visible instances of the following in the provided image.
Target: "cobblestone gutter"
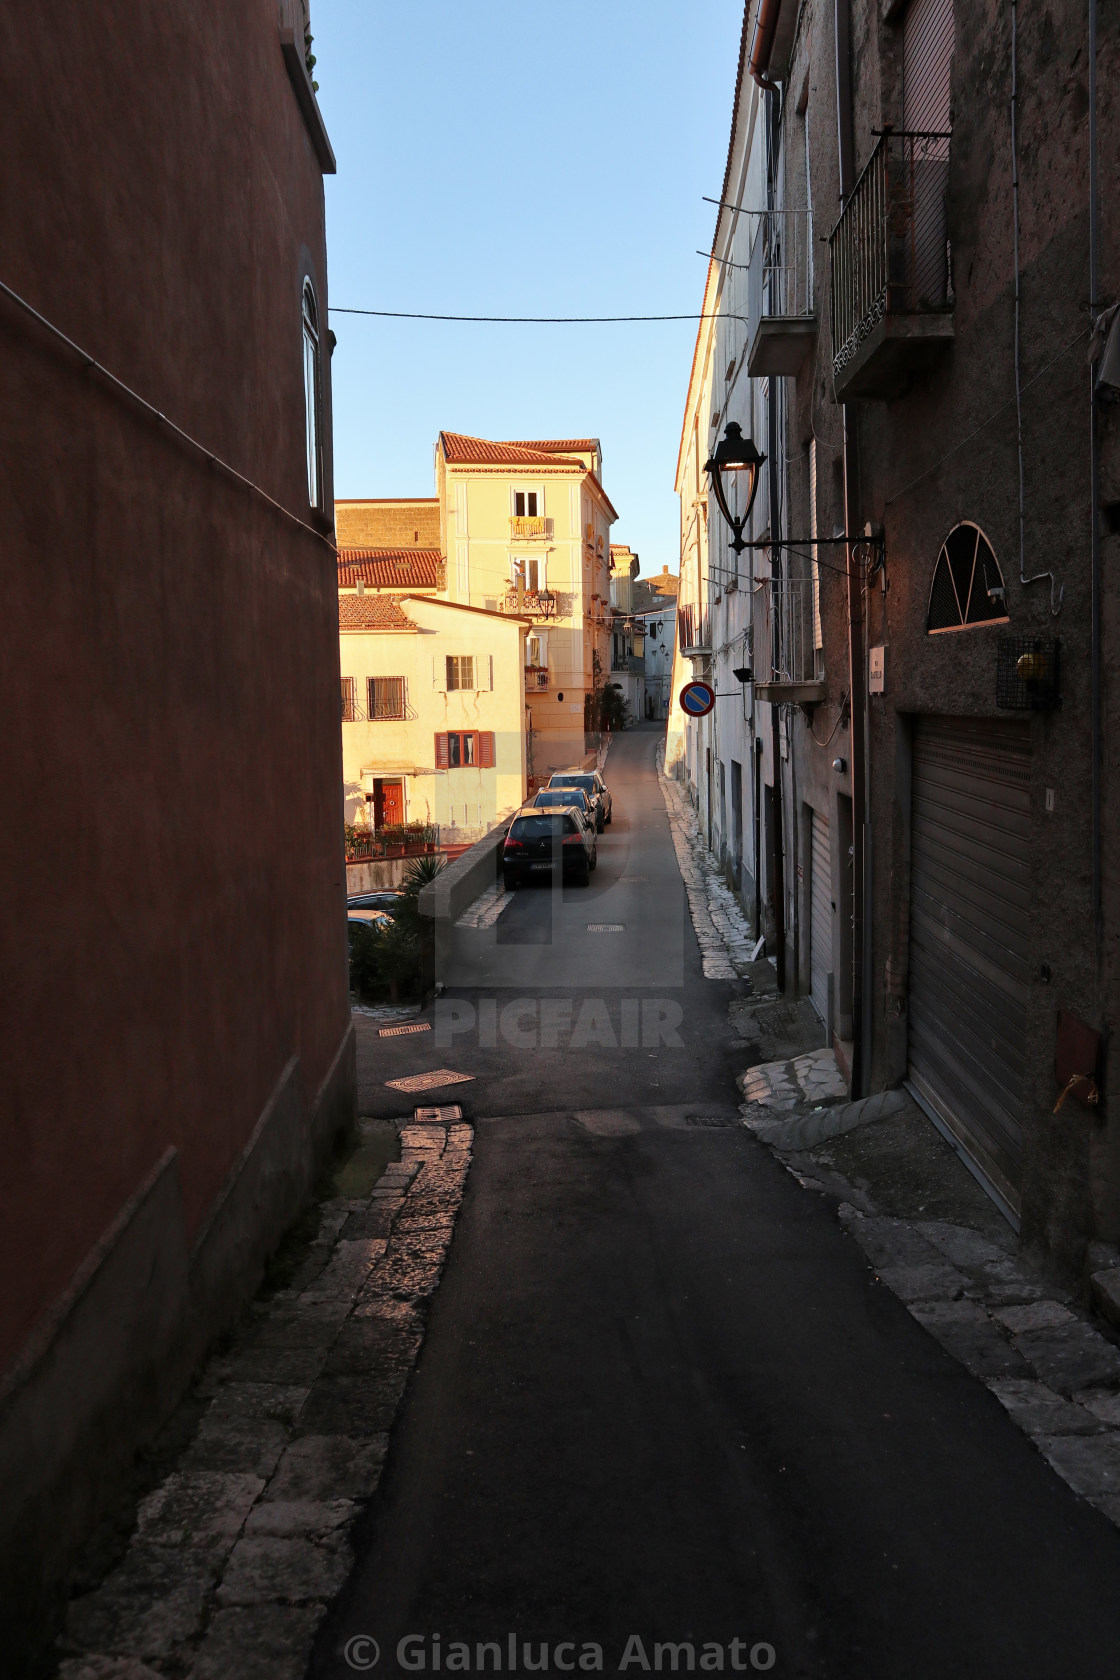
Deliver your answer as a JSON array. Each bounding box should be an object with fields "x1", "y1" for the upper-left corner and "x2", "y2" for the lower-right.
[
  {"x1": 57, "y1": 1117, "x2": 472, "y2": 1680},
  {"x1": 656, "y1": 751, "x2": 755, "y2": 979}
]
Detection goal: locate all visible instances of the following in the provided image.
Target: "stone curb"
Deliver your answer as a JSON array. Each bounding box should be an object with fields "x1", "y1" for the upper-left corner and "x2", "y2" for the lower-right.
[
  {"x1": 743, "y1": 1087, "x2": 910, "y2": 1151},
  {"x1": 656, "y1": 750, "x2": 756, "y2": 978},
  {"x1": 58, "y1": 1120, "x2": 473, "y2": 1679}
]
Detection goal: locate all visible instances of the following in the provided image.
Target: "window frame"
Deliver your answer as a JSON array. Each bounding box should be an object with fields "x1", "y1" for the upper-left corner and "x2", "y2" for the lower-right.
[
  {"x1": 366, "y1": 675, "x2": 406, "y2": 721},
  {"x1": 302, "y1": 279, "x2": 324, "y2": 511},
  {"x1": 445, "y1": 654, "x2": 477, "y2": 692}
]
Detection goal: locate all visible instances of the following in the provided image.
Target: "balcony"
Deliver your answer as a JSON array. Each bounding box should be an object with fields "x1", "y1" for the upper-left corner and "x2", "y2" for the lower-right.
[
  {"x1": 829, "y1": 131, "x2": 954, "y2": 401},
  {"x1": 753, "y1": 575, "x2": 825, "y2": 708},
  {"x1": 746, "y1": 209, "x2": 816, "y2": 377},
  {"x1": 677, "y1": 603, "x2": 711, "y2": 657},
  {"x1": 509, "y1": 515, "x2": 554, "y2": 539},
  {"x1": 500, "y1": 587, "x2": 572, "y2": 619},
  {"x1": 525, "y1": 665, "x2": 549, "y2": 690}
]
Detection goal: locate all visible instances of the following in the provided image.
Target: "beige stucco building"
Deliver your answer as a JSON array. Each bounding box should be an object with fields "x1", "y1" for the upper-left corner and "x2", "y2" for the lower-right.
[{"x1": 338, "y1": 592, "x2": 529, "y2": 842}]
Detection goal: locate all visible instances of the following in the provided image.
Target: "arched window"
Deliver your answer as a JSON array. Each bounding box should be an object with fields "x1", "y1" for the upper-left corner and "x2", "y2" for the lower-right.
[
  {"x1": 926, "y1": 522, "x2": 1008, "y2": 633},
  {"x1": 302, "y1": 280, "x2": 323, "y2": 509}
]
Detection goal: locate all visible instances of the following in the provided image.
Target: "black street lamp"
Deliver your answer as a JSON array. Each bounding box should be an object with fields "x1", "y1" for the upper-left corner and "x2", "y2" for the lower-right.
[
  {"x1": 704, "y1": 421, "x2": 765, "y2": 554},
  {"x1": 537, "y1": 588, "x2": 557, "y2": 619}
]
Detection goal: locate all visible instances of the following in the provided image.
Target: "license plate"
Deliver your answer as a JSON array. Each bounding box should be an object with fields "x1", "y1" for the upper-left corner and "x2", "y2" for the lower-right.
[{"x1": 530, "y1": 862, "x2": 553, "y2": 870}]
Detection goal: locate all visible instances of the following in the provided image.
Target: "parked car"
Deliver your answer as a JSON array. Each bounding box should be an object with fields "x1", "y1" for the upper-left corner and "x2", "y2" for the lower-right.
[
  {"x1": 502, "y1": 805, "x2": 596, "y2": 888},
  {"x1": 532, "y1": 786, "x2": 594, "y2": 826},
  {"x1": 347, "y1": 890, "x2": 403, "y2": 912},
  {"x1": 346, "y1": 905, "x2": 393, "y2": 927},
  {"x1": 546, "y1": 770, "x2": 612, "y2": 831}
]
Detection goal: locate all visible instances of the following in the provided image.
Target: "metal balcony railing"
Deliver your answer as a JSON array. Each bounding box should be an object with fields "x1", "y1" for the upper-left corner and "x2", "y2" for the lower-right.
[
  {"x1": 677, "y1": 603, "x2": 711, "y2": 655},
  {"x1": 829, "y1": 130, "x2": 952, "y2": 380},
  {"x1": 525, "y1": 666, "x2": 550, "y2": 689},
  {"x1": 748, "y1": 208, "x2": 814, "y2": 330},
  {"x1": 760, "y1": 575, "x2": 817, "y2": 686},
  {"x1": 509, "y1": 515, "x2": 553, "y2": 538}
]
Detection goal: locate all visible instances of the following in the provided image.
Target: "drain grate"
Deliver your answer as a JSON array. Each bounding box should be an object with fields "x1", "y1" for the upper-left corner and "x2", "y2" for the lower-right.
[
  {"x1": 619, "y1": 876, "x2": 648, "y2": 883},
  {"x1": 386, "y1": 1069, "x2": 474, "y2": 1093},
  {"x1": 587, "y1": 923, "x2": 625, "y2": 932},
  {"x1": 414, "y1": 1104, "x2": 463, "y2": 1123},
  {"x1": 685, "y1": 1115, "x2": 735, "y2": 1128},
  {"x1": 379, "y1": 1022, "x2": 431, "y2": 1038}
]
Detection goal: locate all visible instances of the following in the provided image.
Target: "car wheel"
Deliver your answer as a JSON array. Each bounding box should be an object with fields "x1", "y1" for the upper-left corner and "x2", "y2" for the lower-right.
[
  {"x1": 577, "y1": 860, "x2": 591, "y2": 885},
  {"x1": 503, "y1": 871, "x2": 518, "y2": 891},
  {"x1": 596, "y1": 815, "x2": 604, "y2": 833},
  {"x1": 589, "y1": 848, "x2": 597, "y2": 871}
]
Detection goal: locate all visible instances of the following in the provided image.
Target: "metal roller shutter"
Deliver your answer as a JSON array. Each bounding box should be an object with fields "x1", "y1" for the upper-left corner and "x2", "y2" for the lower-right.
[
  {"x1": 903, "y1": 0, "x2": 954, "y2": 133},
  {"x1": 907, "y1": 716, "x2": 1031, "y2": 1217},
  {"x1": 810, "y1": 811, "x2": 832, "y2": 1025}
]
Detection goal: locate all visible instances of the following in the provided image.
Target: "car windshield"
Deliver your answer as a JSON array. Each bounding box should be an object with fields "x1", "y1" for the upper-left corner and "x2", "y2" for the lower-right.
[
  {"x1": 535, "y1": 790, "x2": 586, "y2": 808},
  {"x1": 550, "y1": 775, "x2": 595, "y2": 792},
  {"x1": 509, "y1": 816, "x2": 576, "y2": 839}
]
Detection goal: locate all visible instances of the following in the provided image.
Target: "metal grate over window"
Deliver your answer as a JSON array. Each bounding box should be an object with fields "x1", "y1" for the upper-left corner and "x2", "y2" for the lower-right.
[
  {"x1": 926, "y1": 523, "x2": 1008, "y2": 633},
  {"x1": 367, "y1": 676, "x2": 405, "y2": 720}
]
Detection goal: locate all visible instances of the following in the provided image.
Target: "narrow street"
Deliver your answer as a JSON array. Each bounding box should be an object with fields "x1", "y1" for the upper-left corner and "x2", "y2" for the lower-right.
[{"x1": 322, "y1": 729, "x2": 1120, "y2": 1678}]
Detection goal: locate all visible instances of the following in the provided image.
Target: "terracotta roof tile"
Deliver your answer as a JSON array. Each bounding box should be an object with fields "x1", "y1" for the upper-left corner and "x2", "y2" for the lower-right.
[
  {"x1": 509, "y1": 438, "x2": 599, "y2": 453},
  {"x1": 439, "y1": 432, "x2": 588, "y2": 468},
  {"x1": 338, "y1": 594, "x2": 415, "y2": 630},
  {"x1": 337, "y1": 549, "x2": 442, "y2": 589}
]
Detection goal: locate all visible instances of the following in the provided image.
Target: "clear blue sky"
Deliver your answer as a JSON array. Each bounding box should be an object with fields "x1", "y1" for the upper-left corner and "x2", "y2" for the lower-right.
[{"x1": 314, "y1": 1, "x2": 743, "y2": 579}]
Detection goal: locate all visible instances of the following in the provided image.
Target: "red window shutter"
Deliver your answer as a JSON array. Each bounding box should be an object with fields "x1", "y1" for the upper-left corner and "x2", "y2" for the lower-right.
[
  {"x1": 435, "y1": 732, "x2": 449, "y2": 768},
  {"x1": 479, "y1": 731, "x2": 495, "y2": 768}
]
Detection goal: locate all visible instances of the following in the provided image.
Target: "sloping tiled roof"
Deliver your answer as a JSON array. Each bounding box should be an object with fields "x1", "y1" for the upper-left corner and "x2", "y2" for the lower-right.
[
  {"x1": 337, "y1": 549, "x2": 442, "y2": 589},
  {"x1": 338, "y1": 594, "x2": 415, "y2": 630},
  {"x1": 510, "y1": 438, "x2": 599, "y2": 454},
  {"x1": 439, "y1": 432, "x2": 589, "y2": 468}
]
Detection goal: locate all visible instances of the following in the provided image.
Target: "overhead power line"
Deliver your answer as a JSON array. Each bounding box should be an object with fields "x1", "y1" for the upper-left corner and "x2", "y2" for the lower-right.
[{"x1": 330, "y1": 307, "x2": 742, "y2": 324}]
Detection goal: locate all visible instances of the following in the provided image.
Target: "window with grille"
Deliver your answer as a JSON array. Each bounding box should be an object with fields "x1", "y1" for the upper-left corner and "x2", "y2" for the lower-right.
[
  {"x1": 927, "y1": 523, "x2": 1009, "y2": 633},
  {"x1": 446, "y1": 655, "x2": 476, "y2": 691},
  {"x1": 367, "y1": 676, "x2": 405, "y2": 719},
  {"x1": 340, "y1": 677, "x2": 356, "y2": 722}
]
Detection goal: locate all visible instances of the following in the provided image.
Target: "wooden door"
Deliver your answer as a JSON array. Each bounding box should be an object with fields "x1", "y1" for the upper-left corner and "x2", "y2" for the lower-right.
[{"x1": 374, "y1": 779, "x2": 404, "y2": 826}]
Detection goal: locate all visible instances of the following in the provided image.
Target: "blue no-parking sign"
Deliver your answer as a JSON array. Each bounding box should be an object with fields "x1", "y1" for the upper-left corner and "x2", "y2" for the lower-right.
[{"x1": 679, "y1": 680, "x2": 716, "y2": 718}]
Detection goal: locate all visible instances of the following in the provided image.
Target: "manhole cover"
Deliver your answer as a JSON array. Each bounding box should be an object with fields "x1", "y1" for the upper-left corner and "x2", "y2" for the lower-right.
[
  {"x1": 385, "y1": 1069, "x2": 474, "y2": 1093},
  {"x1": 414, "y1": 1104, "x2": 463, "y2": 1122},
  {"x1": 379, "y1": 1022, "x2": 431, "y2": 1038},
  {"x1": 685, "y1": 1115, "x2": 734, "y2": 1128},
  {"x1": 587, "y1": 923, "x2": 625, "y2": 932}
]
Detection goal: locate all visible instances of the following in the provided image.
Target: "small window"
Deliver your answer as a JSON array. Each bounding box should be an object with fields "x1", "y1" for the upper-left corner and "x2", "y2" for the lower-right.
[
  {"x1": 367, "y1": 676, "x2": 405, "y2": 720},
  {"x1": 445, "y1": 655, "x2": 476, "y2": 691},
  {"x1": 435, "y1": 730, "x2": 495, "y2": 768},
  {"x1": 302, "y1": 280, "x2": 323, "y2": 510},
  {"x1": 514, "y1": 491, "x2": 539, "y2": 517},
  {"x1": 340, "y1": 677, "x2": 356, "y2": 722},
  {"x1": 927, "y1": 523, "x2": 1009, "y2": 633}
]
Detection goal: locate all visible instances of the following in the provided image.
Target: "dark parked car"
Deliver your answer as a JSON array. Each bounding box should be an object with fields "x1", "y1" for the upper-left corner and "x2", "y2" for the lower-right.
[
  {"x1": 532, "y1": 786, "x2": 594, "y2": 824},
  {"x1": 546, "y1": 770, "x2": 612, "y2": 831},
  {"x1": 503, "y1": 805, "x2": 597, "y2": 888}
]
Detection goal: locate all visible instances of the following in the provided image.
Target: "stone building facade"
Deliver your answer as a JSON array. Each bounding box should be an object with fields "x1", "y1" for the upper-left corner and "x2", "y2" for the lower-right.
[{"x1": 673, "y1": 0, "x2": 1118, "y2": 1268}]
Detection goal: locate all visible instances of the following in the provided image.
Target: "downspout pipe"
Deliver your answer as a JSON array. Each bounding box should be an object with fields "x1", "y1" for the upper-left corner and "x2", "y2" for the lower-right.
[
  {"x1": 750, "y1": 0, "x2": 784, "y2": 95},
  {"x1": 1089, "y1": 0, "x2": 1102, "y2": 968}
]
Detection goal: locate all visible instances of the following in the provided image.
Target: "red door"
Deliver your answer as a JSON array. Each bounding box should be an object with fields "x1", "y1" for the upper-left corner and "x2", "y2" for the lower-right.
[{"x1": 374, "y1": 779, "x2": 403, "y2": 826}]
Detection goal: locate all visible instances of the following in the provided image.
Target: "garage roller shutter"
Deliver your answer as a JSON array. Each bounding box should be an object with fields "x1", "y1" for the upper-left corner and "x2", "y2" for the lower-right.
[
  {"x1": 810, "y1": 811, "x2": 832, "y2": 1025},
  {"x1": 907, "y1": 716, "x2": 1031, "y2": 1215}
]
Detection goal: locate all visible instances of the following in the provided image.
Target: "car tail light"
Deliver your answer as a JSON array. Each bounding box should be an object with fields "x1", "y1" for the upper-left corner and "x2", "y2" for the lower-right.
[
  {"x1": 562, "y1": 833, "x2": 583, "y2": 846},
  {"x1": 504, "y1": 840, "x2": 525, "y2": 851}
]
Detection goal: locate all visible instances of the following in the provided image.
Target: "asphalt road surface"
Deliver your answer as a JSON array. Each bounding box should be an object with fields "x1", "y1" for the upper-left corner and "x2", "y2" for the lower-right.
[{"x1": 323, "y1": 726, "x2": 1120, "y2": 1679}]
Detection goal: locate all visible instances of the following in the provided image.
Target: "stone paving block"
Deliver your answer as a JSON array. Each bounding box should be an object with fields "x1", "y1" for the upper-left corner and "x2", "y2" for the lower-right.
[
  {"x1": 339, "y1": 1205, "x2": 397, "y2": 1240},
  {"x1": 993, "y1": 1301, "x2": 1075, "y2": 1334},
  {"x1": 1075, "y1": 1388, "x2": 1120, "y2": 1426},
  {"x1": 987, "y1": 1378, "x2": 1108, "y2": 1437},
  {"x1": 295, "y1": 1373, "x2": 408, "y2": 1437},
  {"x1": 135, "y1": 1471, "x2": 264, "y2": 1548},
  {"x1": 365, "y1": 1254, "x2": 444, "y2": 1299},
  {"x1": 350, "y1": 1292, "x2": 427, "y2": 1329},
  {"x1": 1012, "y1": 1322, "x2": 1120, "y2": 1395},
  {"x1": 67, "y1": 1543, "x2": 223, "y2": 1659},
  {"x1": 874, "y1": 1260, "x2": 973, "y2": 1303},
  {"x1": 244, "y1": 1499, "x2": 357, "y2": 1539},
  {"x1": 1032, "y1": 1431, "x2": 1120, "y2": 1501},
  {"x1": 216, "y1": 1535, "x2": 351, "y2": 1607},
  {"x1": 251, "y1": 1302, "x2": 352, "y2": 1350},
  {"x1": 297, "y1": 1239, "x2": 386, "y2": 1301},
  {"x1": 179, "y1": 1417, "x2": 290, "y2": 1479},
  {"x1": 187, "y1": 1604, "x2": 326, "y2": 1680},
  {"x1": 223, "y1": 1344, "x2": 327, "y2": 1387},
  {"x1": 264, "y1": 1434, "x2": 389, "y2": 1503},
  {"x1": 323, "y1": 1317, "x2": 424, "y2": 1376},
  {"x1": 843, "y1": 1215, "x2": 947, "y2": 1273},
  {"x1": 914, "y1": 1221, "x2": 1014, "y2": 1270},
  {"x1": 908, "y1": 1300, "x2": 1030, "y2": 1379},
  {"x1": 1090, "y1": 1268, "x2": 1120, "y2": 1331},
  {"x1": 205, "y1": 1384, "x2": 311, "y2": 1428}
]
